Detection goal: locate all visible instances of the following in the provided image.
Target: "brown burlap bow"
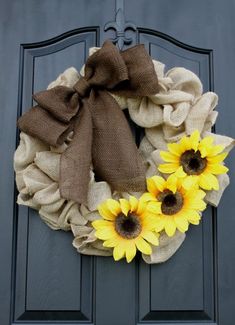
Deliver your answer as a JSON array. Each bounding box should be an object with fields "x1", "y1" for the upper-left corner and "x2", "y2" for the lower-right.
[{"x1": 18, "y1": 40, "x2": 159, "y2": 204}]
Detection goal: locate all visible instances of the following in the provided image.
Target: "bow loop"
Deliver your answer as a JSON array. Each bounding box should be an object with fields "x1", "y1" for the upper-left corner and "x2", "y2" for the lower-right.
[
  {"x1": 84, "y1": 40, "x2": 129, "y2": 89},
  {"x1": 18, "y1": 40, "x2": 160, "y2": 204},
  {"x1": 33, "y1": 86, "x2": 79, "y2": 123},
  {"x1": 73, "y1": 77, "x2": 91, "y2": 97}
]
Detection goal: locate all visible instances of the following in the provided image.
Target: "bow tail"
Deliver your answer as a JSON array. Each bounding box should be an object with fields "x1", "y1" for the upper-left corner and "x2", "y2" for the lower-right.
[
  {"x1": 90, "y1": 90, "x2": 147, "y2": 193},
  {"x1": 60, "y1": 105, "x2": 93, "y2": 204}
]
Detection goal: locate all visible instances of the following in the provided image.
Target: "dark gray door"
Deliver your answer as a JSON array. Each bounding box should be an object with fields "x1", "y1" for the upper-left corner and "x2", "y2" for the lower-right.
[{"x1": 1, "y1": 1, "x2": 235, "y2": 324}]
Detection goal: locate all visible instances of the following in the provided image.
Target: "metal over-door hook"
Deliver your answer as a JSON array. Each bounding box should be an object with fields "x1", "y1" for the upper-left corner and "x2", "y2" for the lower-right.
[{"x1": 104, "y1": 0, "x2": 136, "y2": 50}]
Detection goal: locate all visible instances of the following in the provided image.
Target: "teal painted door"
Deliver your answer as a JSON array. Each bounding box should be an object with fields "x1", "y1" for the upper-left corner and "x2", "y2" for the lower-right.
[{"x1": 0, "y1": 1, "x2": 234, "y2": 324}]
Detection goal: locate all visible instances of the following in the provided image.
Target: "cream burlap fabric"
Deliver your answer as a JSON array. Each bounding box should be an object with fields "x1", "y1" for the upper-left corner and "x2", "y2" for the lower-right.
[
  {"x1": 14, "y1": 129, "x2": 185, "y2": 262},
  {"x1": 14, "y1": 51, "x2": 233, "y2": 263},
  {"x1": 142, "y1": 231, "x2": 185, "y2": 264}
]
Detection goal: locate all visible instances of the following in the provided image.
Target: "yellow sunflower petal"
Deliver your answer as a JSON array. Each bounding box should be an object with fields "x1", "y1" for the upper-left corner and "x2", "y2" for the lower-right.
[
  {"x1": 106, "y1": 199, "x2": 121, "y2": 215},
  {"x1": 167, "y1": 142, "x2": 182, "y2": 156},
  {"x1": 160, "y1": 151, "x2": 179, "y2": 163},
  {"x1": 193, "y1": 189, "x2": 206, "y2": 200},
  {"x1": 193, "y1": 200, "x2": 207, "y2": 211},
  {"x1": 174, "y1": 216, "x2": 189, "y2": 232},
  {"x1": 189, "y1": 130, "x2": 200, "y2": 151},
  {"x1": 119, "y1": 199, "x2": 130, "y2": 216},
  {"x1": 200, "y1": 135, "x2": 214, "y2": 145},
  {"x1": 206, "y1": 173, "x2": 220, "y2": 190},
  {"x1": 154, "y1": 219, "x2": 165, "y2": 232},
  {"x1": 164, "y1": 217, "x2": 177, "y2": 237},
  {"x1": 98, "y1": 203, "x2": 116, "y2": 220},
  {"x1": 151, "y1": 175, "x2": 166, "y2": 192},
  {"x1": 146, "y1": 178, "x2": 158, "y2": 195},
  {"x1": 141, "y1": 231, "x2": 159, "y2": 246},
  {"x1": 185, "y1": 190, "x2": 206, "y2": 210},
  {"x1": 186, "y1": 210, "x2": 201, "y2": 225},
  {"x1": 206, "y1": 163, "x2": 229, "y2": 175},
  {"x1": 103, "y1": 236, "x2": 121, "y2": 248},
  {"x1": 198, "y1": 147, "x2": 207, "y2": 158},
  {"x1": 147, "y1": 201, "x2": 162, "y2": 214},
  {"x1": 125, "y1": 241, "x2": 137, "y2": 263},
  {"x1": 207, "y1": 152, "x2": 228, "y2": 164},
  {"x1": 166, "y1": 174, "x2": 178, "y2": 193},
  {"x1": 113, "y1": 244, "x2": 125, "y2": 261},
  {"x1": 135, "y1": 237, "x2": 152, "y2": 255},
  {"x1": 198, "y1": 136, "x2": 214, "y2": 158},
  {"x1": 158, "y1": 163, "x2": 179, "y2": 174},
  {"x1": 197, "y1": 173, "x2": 211, "y2": 190},
  {"x1": 182, "y1": 175, "x2": 199, "y2": 190},
  {"x1": 179, "y1": 135, "x2": 191, "y2": 152},
  {"x1": 95, "y1": 227, "x2": 116, "y2": 240},
  {"x1": 198, "y1": 172, "x2": 219, "y2": 191},
  {"x1": 92, "y1": 219, "x2": 112, "y2": 230},
  {"x1": 129, "y1": 196, "x2": 139, "y2": 212},
  {"x1": 140, "y1": 192, "x2": 156, "y2": 203},
  {"x1": 208, "y1": 144, "x2": 225, "y2": 156},
  {"x1": 174, "y1": 166, "x2": 187, "y2": 178},
  {"x1": 141, "y1": 214, "x2": 161, "y2": 229},
  {"x1": 136, "y1": 198, "x2": 148, "y2": 215}
]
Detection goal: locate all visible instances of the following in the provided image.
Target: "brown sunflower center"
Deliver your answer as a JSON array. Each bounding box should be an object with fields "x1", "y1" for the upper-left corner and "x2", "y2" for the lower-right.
[
  {"x1": 180, "y1": 149, "x2": 207, "y2": 175},
  {"x1": 115, "y1": 213, "x2": 142, "y2": 239},
  {"x1": 157, "y1": 190, "x2": 184, "y2": 215}
]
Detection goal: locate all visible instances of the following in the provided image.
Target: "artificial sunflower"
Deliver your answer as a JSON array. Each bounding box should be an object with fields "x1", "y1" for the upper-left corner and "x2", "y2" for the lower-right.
[
  {"x1": 158, "y1": 130, "x2": 229, "y2": 191},
  {"x1": 92, "y1": 196, "x2": 160, "y2": 263},
  {"x1": 142, "y1": 174, "x2": 207, "y2": 237}
]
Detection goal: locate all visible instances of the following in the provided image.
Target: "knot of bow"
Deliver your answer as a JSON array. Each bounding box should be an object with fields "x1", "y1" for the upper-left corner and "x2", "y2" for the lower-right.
[{"x1": 18, "y1": 40, "x2": 159, "y2": 204}]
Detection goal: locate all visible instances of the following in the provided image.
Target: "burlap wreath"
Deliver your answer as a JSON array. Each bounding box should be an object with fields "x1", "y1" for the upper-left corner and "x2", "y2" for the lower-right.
[{"x1": 14, "y1": 46, "x2": 234, "y2": 263}]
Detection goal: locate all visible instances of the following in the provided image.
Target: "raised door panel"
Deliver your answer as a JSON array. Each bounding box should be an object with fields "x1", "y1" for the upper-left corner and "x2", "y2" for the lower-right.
[
  {"x1": 137, "y1": 29, "x2": 216, "y2": 324},
  {"x1": 14, "y1": 29, "x2": 98, "y2": 323}
]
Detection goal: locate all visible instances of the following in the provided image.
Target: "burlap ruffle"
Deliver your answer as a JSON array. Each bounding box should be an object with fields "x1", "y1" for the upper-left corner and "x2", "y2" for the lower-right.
[
  {"x1": 14, "y1": 50, "x2": 233, "y2": 263},
  {"x1": 14, "y1": 129, "x2": 185, "y2": 262}
]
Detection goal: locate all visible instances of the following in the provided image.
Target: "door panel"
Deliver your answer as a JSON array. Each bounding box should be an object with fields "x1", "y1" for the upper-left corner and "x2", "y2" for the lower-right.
[
  {"x1": 14, "y1": 28, "x2": 98, "y2": 323},
  {"x1": 138, "y1": 30, "x2": 215, "y2": 323},
  {"x1": 15, "y1": 209, "x2": 93, "y2": 321},
  {"x1": 139, "y1": 210, "x2": 215, "y2": 322},
  {"x1": 0, "y1": 1, "x2": 234, "y2": 325}
]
